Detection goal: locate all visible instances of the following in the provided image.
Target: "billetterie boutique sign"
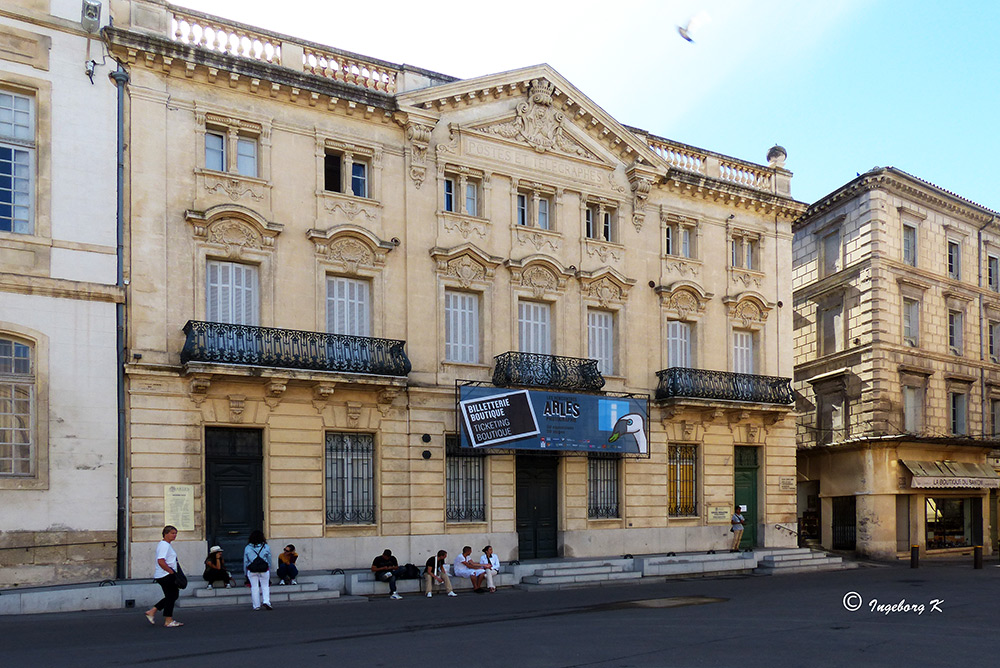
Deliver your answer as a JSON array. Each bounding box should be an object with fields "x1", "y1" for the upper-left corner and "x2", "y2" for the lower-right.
[{"x1": 458, "y1": 386, "x2": 648, "y2": 454}]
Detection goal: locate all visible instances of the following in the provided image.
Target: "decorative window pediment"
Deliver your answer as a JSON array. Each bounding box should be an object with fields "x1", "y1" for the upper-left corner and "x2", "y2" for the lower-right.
[
  {"x1": 578, "y1": 267, "x2": 635, "y2": 308},
  {"x1": 186, "y1": 205, "x2": 282, "y2": 260},
  {"x1": 724, "y1": 292, "x2": 772, "y2": 330},
  {"x1": 656, "y1": 282, "x2": 712, "y2": 320},
  {"x1": 506, "y1": 255, "x2": 573, "y2": 299},
  {"x1": 307, "y1": 225, "x2": 394, "y2": 275},
  {"x1": 430, "y1": 243, "x2": 502, "y2": 289}
]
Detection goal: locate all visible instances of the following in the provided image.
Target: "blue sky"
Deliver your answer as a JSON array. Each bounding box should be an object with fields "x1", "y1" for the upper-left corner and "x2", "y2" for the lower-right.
[{"x1": 176, "y1": 0, "x2": 1000, "y2": 209}]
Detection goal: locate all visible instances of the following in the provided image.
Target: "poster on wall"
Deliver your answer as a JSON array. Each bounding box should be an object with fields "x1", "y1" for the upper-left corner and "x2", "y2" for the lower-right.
[
  {"x1": 458, "y1": 385, "x2": 649, "y2": 454},
  {"x1": 164, "y1": 484, "x2": 195, "y2": 531}
]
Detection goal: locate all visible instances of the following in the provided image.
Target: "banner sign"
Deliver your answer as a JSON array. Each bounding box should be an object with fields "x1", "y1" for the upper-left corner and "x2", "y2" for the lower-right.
[{"x1": 458, "y1": 385, "x2": 648, "y2": 454}]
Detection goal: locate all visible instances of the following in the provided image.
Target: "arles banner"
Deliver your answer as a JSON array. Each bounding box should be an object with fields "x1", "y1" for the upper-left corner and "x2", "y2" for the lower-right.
[{"x1": 458, "y1": 385, "x2": 649, "y2": 454}]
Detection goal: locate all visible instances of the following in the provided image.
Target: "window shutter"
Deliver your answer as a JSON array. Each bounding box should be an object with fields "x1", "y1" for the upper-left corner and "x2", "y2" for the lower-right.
[
  {"x1": 587, "y1": 310, "x2": 614, "y2": 375},
  {"x1": 328, "y1": 277, "x2": 370, "y2": 336},
  {"x1": 445, "y1": 291, "x2": 478, "y2": 363},
  {"x1": 518, "y1": 301, "x2": 550, "y2": 355},
  {"x1": 733, "y1": 331, "x2": 753, "y2": 374},
  {"x1": 667, "y1": 321, "x2": 690, "y2": 368}
]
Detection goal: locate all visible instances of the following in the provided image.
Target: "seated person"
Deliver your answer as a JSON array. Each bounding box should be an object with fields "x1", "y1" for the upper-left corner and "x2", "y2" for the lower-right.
[
  {"x1": 277, "y1": 544, "x2": 298, "y2": 585},
  {"x1": 479, "y1": 545, "x2": 501, "y2": 593},
  {"x1": 453, "y1": 545, "x2": 486, "y2": 592},
  {"x1": 203, "y1": 545, "x2": 234, "y2": 589},
  {"x1": 424, "y1": 550, "x2": 456, "y2": 597},
  {"x1": 371, "y1": 549, "x2": 404, "y2": 600}
]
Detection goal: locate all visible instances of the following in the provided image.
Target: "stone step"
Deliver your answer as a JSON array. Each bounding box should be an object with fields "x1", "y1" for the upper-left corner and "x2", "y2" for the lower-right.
[
  {"x1": 185, "y1": 588, "x2": 340, "y2": 608},
  {"x1": 762, "y1": 552, "x2": 835, "y2": 563},
  {"x1": 521, "y1": 570, "x2": 643, "y2": 586},
  {"x1": 521, "y1": 559, "x2": 630, "y2": 572},
  {"x1": 193, "y1": 582, "x2": 318, "y2": 598},
  {"x1": 754, "y1": 561, "x2": 857, "y2": 575},
  {"x1": 345, "y1": 572, "x2": 513, "y2": 596},
  {"x1": 641, "y1": 559, "x2": 756, "y2": 577},
  {"x1": 759, "y1": 556, "x2": 843, "y2": 568},
  {"x1": 532, "y1": 565, "x2": 626, "y2": 577}
]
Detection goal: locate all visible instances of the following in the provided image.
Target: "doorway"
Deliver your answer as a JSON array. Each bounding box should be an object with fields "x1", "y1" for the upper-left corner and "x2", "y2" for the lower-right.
[
  {"x1": 205, "y1": 427, "x2": 264, "y2": 560},
  {"x1": 734, "y1": 446, "x2": 759, "y2": 549},
  {"x1": 516, "y1": 455, "x2": 558, "y2": 559}
]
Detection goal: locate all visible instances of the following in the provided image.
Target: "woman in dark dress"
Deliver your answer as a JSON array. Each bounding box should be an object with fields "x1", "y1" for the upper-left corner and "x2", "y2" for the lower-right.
[{"x1": 203, "y1": 545, "x2": 234, "y2": 588}]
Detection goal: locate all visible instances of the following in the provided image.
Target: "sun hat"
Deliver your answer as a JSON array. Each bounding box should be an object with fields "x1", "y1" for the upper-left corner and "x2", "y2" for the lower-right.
[{"x1": 209, "y1": 545, "x2": 223, "y2": 553}]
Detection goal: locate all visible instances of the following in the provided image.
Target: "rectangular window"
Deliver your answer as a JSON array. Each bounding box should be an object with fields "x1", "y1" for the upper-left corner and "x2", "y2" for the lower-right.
[
  {"x1": 948, "y1": 240, "x2": 961, "y2": 280},
  {"x1": 822, "y1": 231, "x2": 840, "y2": 277},
  {"x1": 235, "y1": 137, "x2": 257, "y2": 177},
  {"x1": 518, "y1": 301, "x2": 551, "y2": 355},
  {"x1": 664, "y1": 226, "x2": 672, "y2": 255},
  {"x1": 733, "y1": 330, "x2": 754, "y2": 374},
  {"x1": 537, "y1": 197, "x2": 550, "y2": 230},
  {"x1": 820, "y1": 303, "x2": 843, "y2": 356},
  {"x1": 991, "y1": 398, "x2": 1000, "y2": 437},
  {"x1": 903, "y1": 385, "x2": 923, "y2": 434},
  {"x1": 206, "y1": 260, "x2": 259, "y2": 325},
  {"x1": 516, "y1": 194, "x2": 527, "y2": 226},
  {"x1": 817, "y1": 392, "x2": 845, "y2": 444},
  {"x1": 668, "y1": 445, "x2": 697, "y2": 516},
  {"x1": 351, "y1": 162, "x2": 368, "y2": 198},
  {"x1": 587, "y1": 309, "x2": 614, "y2": 376},
  {"x1": 948, "y1": 310, "x2": 963, "y2": 354},
  {"x1": 444, "y1": 178, "x2": 455, "y2": 212},
  {"x1": 444, "y1": 290, "x2": 479, "y2": 364},
  {"x1": 903, "y1": 224, "x2": 917, "y2": 266},
  {"x1": 602, "y1": 211, "x2": 614, "y2": 242},
  {"x1": 326, "y1": 276, "x2": 370, "y2": 337},
  {"x1": 324, "y1": 432, "x2": 374, "y2": 524},
  {"x1": 465, "y1": 181, "x2": 478, "y2": 216},
  {"x1": 205, "y1": 131, "x2": 226, "y2": 172},
  {"x1": 0, "y1": 92, "x2": 35, "y2": 234},
  {"x1": 588, "y1": 455, "x2": 619, "y2": 519},
  {"x1": 990, "y1": 255, "x2": 1000, "y2": 292},
  {"x1": 324, "y1": 152, "x2": 343, "y2": 193},
  {"x1": 0, "y1": 337, "x2": 33, "y2": 476},
  {"x1": 445, "y1": 435, "x2": 485, "y2": 522},
  {"x1": 732, "y1": 238, "x2": 758, "y2": 270},
  {"x1": 950, "y1": 392, "x2": 967, "y2": 435},
  {"x1": 585, "y1": 208, "x2": 595, "y2": 239},
  {"x1": 990, "y1": 321, "x2": 1000, "y2": 362},
  {"x1": 902, "y1": 298, "x2": 919, "y2": 346},
  {"x1": 681, "y1": 228, "x2": 691, "y2": 258},
  {"x1": 667, "y1": 320, "x2": 692, "y2": 368}
]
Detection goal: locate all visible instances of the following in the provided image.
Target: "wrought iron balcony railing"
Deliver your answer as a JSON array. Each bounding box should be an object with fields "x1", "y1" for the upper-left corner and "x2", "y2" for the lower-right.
[
  {"x1": 655, "y1": 367, "x2": 793, "y2": 404},
  {"x1": 181, "y1": 321, "x2": 411, "y2": 377},
  {"x1": 492, "y1": 351, "x2": 605, "y2": 392}
]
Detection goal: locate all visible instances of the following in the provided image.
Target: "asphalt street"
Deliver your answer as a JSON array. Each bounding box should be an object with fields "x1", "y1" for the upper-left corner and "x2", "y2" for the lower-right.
[{"x1": 2, "y1": 561, "x2": 998, "y2": 668}]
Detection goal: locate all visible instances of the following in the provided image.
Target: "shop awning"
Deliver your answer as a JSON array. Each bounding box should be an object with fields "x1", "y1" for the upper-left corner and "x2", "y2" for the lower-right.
[{"x1": 900, "y1": 460, "x2": 1000, "y2": 489}]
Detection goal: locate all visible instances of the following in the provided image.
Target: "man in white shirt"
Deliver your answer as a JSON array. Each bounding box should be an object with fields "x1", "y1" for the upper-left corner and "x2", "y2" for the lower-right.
[{"x1": 453, "y1": 545, "x2": 486, "y2": 592}]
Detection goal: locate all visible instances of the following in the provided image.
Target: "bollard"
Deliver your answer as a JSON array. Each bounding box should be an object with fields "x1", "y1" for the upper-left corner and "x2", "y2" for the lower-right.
[
  {"x1": 974, "y1": 545, "x2": 983, "y2": 569},
  {"x1": 910, "y1": 544, "x2": 919, "y2": 568}
]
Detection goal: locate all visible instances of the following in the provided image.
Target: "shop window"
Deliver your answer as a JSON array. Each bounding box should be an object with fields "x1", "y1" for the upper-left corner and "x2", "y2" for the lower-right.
[
  {"x1": 925, "y1": 497, "x2": 973, "y2": 549},
  {"x1": 324, "y1": 432, "x2": 375, "y2": 524},
  {"x1": 668, "y1": 445, "x2": 697, "y2": 516},
  {"x1": 588, "y1": 454, "x2": 620, "y2": 519},
  {"x1": 445, "y1": 435, "x2": 485, "y2": 522}
]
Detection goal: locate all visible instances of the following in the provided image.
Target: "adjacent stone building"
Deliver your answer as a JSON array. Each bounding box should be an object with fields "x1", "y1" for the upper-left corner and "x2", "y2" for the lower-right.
[
  {"x1": 793, "y1": 167, "x2": 1000, "y2": 560},
  {"x1": 107, "y1": 0, "x2": 806, "y2": 576},
  {"x1": 0, "y1": 0, "x2": 122, "y2": 585}
]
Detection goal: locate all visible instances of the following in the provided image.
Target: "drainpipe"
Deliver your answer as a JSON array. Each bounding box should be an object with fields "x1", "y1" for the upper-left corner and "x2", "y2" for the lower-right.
[
  {"x1": 110, "y1": 64, "x2": 130, "y2": 579},
  {"x1": 977, "y1": 216, "x2": 996, "y2": 438}
]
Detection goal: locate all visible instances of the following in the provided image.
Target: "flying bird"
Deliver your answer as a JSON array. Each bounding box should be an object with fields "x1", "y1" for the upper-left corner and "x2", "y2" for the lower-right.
[
  {"x1": 677, "y1": 10, "x2": 711, "y2": 43},
  {"x1": 608, "y1": 413, "x2": 647, "y2": 454}
]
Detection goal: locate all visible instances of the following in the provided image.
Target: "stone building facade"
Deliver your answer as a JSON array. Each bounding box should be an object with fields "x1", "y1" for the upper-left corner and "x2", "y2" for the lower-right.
[
  {"x1": 108, "y1": 0, "x2": 806, "y2": 576},
  {"x1": 793, "y1": 167, "x2": 1000, "y2": 560},
  {"x1": 0, "y1": 0, "x2": 122, "y2": 585}
]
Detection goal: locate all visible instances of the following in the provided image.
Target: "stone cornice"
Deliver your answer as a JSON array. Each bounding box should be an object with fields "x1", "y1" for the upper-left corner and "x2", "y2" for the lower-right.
[
  {"x1": 661, "y1": 169, "x2": 806, "y2": 219},
  {"x1": 0, "y1": 273, "x2": 124, "y2": 303},
  {"x1": 799, "y1": 168, "x2": 1000, "y2": 230}
]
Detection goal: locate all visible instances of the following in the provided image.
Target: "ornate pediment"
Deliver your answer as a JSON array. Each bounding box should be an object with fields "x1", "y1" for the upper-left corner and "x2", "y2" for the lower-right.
[
  {"x1": 506, "y1": 255, "x2": 573, "y2": 299},
  {"x1": 578, "y1": 267, "x2": 635, "y2": 307},
  {"x1": 724, "y1": 293, "x2": 772, "y2": 328},
  {"x1": 655, "y1": 282, "x2": 712, "y2": 319},
  {"x1": 186, "y1": 205, "x2": 282, "y2": 258},
  {"x1": 430, "y1": 244, "x2": 502, "y2": 288},
  {"x1": 307, "y1": 225, "x2": 395, "y2": 273},
  {"x1": 471, "y1": 80, "x2": 602, "y2": 161}
]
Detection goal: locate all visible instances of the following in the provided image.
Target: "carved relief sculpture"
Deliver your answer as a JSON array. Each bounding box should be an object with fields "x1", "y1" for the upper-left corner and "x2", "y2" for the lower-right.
[{"x1": 482, "y1": 80, "x2": 596, "y2": 159}]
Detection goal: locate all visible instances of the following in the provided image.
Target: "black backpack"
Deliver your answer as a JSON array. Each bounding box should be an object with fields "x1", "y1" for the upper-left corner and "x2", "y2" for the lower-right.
[
  {"x1": 248, "y1": 545, "x2": 269, "y2": 573},
  {"x1": 400, "y1": 563, "x2": 420, "y2": 579}
]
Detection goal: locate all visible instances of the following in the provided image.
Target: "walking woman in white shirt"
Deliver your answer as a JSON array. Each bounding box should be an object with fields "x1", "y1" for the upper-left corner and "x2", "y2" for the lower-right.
[
  {"x1": 145, "y1": 525, "x2": 184, "y2": 627},
  {"x1": 479, "y1": 545, "x2": 500, "y2": 593}
]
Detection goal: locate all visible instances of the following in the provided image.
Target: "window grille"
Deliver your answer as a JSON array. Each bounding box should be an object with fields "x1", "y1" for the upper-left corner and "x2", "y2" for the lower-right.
[
  {"x1": 445, "y1": 435, "x2": 485, "y2": 522},
  {"x1": 668, "y1": 445, "x2": 696, "y2": 516},
  {"x1": 325, "y1": 432, "x2": 375, "y2": 524},
  {"x1": 0, "y1": 337, "x2": 33, "y2": 476},
  {"x1": 588, "y1": 454, "x2": 620, "y2": 518}
]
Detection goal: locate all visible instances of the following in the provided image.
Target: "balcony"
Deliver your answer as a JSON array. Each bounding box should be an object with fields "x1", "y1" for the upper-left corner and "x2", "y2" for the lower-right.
[
  {"x1": 181, "y1": 321, "x2": 411, "y2": 377},
  {"x1": 655, "y1": 367, "x2": 793, "y2": 405},
  {"x1": 492, "y1": 351, "x2": 605, "y2": 392}
]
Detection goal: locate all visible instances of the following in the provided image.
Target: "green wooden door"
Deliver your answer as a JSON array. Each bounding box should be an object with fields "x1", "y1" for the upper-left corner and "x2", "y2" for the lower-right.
[{"x1": 734, "y1": 446, "x2": 759, "y2": 549}]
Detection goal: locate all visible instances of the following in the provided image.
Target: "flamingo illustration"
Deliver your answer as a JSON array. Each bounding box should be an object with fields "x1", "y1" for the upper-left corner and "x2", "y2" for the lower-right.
[{"x1": 608, "y1": 413, "x2": 647, "y2": 454}]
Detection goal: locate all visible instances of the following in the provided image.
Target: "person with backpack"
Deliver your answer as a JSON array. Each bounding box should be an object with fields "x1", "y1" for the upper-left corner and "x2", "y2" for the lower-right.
[
  {"x1": 243, "y1": 530, "x2": 272, "y2": 611},
  {"x1": 371, "y1": 548, "x2": 404, "y2": 600}
]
